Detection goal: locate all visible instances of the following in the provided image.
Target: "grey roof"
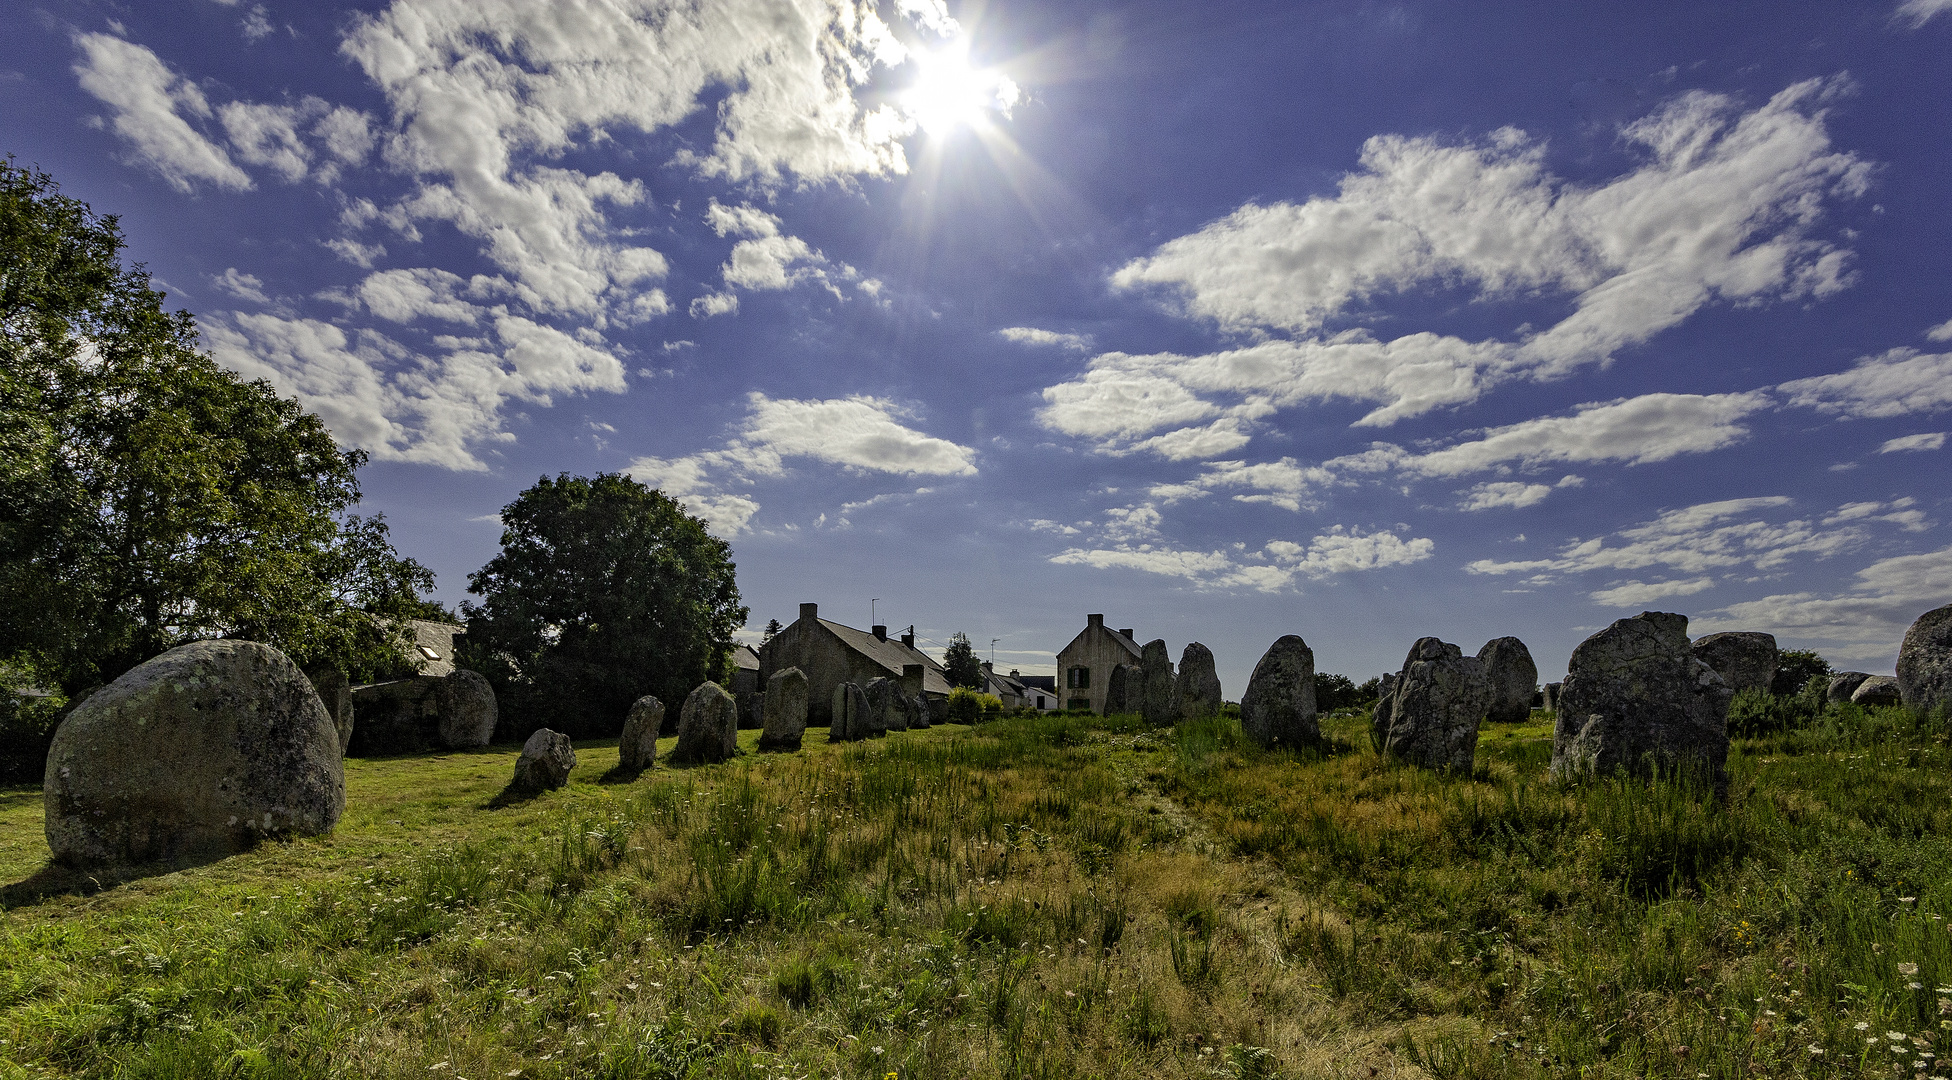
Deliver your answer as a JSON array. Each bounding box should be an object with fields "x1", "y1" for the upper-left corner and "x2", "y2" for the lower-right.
[
  {"x1": 819, "y1": 619, "x2": 955, "y2": 696},
  {"x1": 1057, "y1": 621, "x2": 1143, "y2": 661},
  {"x1": 407, "y1": 619, "x2": 465, "y2": 677},
  {"x1": 733, "y1": 643, "x2": 760, "y2": 671}
]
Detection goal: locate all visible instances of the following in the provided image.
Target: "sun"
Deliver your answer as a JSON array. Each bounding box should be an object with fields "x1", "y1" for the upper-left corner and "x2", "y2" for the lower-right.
[{"x1": 901, "y1": 45, "x2": 1019, "y2": 136}]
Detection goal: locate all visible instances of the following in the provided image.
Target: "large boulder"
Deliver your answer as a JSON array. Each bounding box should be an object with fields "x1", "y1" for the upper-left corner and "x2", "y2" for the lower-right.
[
  {"x1": 304, "y1": 665, "x2": 354, "y2": 756},
  {"x1": 1853, "y1": 675, "x2": 1903, "y2": 708},
  {"x1": 512, "y1": 728, "x2": 576, "y2": 792},
  {"x1": 1175, "y1": 643, "x2": 1224, "y2": 721},
  {"x1": 1370, "y1": 672, "x2": 1396, "y2": 752},
  {"x1": 1690, "y1": 632, "x2": 1779, "y2": 696},
  {"x1": 1138, "y1": 640, "x2": 1178, "y2": 726},
  {"x1": 759, "y1": 668, "x2": 808, "y2": 751},
  {"x1": 619, "y1": 695, "x2": 664, "y2": 772},
  {"x1": 435, "y1": 670, "x2": 498, "y2": 749},
  {"x1": 1104, "y1": 664, "x2": 1135, "y2": 715},
  {"x1": 670, "y1": 682, "x2": 738, "y2": 764},
  {"x1": 1897, "y1": 604, "x2": 1952, "y2": 714},
  {"x1": 864, "y1": 678, "x2": 897, "y2": 736},
  {"x1": 830, "y1": 682, "x2": 870, "y2": 742},
  {"x1": 1475, "y1": 637, "x2": 1538, "y2": 725},
  {"x1": 901, "y1": 666, "x2": 931, "y2": 729},
  {"x1": 1542, "y1": 681, "x2": 1561, "y2": 713},
  {"x1": 736, "y1": 691, "x2": 764, "y2": 731},
  {"x1": 1827, "y1": 672, "x2": 1873, "y2": 704},
  {"x1": 1552, "y1": 611, "x2": 1731, "y2": 789},
  {"x1": 1240, "y1": 636, "x2": 1319, "y2": 749},
  {"x1": 872, "y1": 677, "x2": 909, "y2": 732},
  {"x1": 1379, "y1": 638, "x2": 1489, "y2": 770},
  {"x1": 45, "y1": 640, "x2": 344, "y2": 867}
]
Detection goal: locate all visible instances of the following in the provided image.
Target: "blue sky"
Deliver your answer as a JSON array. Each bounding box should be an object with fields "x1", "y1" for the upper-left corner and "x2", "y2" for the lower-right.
[{"x1": 5, "y1": 0, "x2": 1950, "y2": 692}]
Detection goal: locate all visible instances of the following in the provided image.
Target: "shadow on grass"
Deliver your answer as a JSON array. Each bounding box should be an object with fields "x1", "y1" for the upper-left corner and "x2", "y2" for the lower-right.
[
  {"x1": 598, "y1": 764, "x2": 647, "y2": 785},
  {"x1": 2, "y1": 848, "x2": 237, "y2": 909},
  {"x1": 481, "y1": 781, "x2": 554, "y2": 809}
]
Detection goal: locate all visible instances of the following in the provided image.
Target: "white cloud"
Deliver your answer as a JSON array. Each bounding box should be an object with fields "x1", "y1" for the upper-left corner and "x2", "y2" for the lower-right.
[
  {"x1": 998, "y1": 327, "x2": 1092, "y2": 351},
  {"x1": 1459, "y1": 475, "x2": 1583, "y2": 511},
  {"x1": 218, "y1": 99, "x2": 321, "y2": 183},
  {"x1": 1403, "y1": 393, "x2": 1770, "y2": 476},
  {"x1": 212, "y1": 267, "x2": 270, "y2": 304},
  {"x1": 1270, "y1": 526, "x2": 1434, "y2": 577},
  {"x1": 202, "y1": 310, "x2": 625, "y2": 470},
  {"x1": 689, "y1": 292, "x2": 740, "y2": 319},
  {"x1": 1879, "y1": 432, "x2": 1946, "y2": 454},
  {"x1": 240, "y1": 4, "x2": 274, "y2": 41},
  {"x1": 1897, "y1": 0, "x2": 1952, "y2": 27},
  {"x1": 1821, "y1": 497, "x2": 1929, "y2": 532},
  {"x1": 702, "y1": 201, "x2": 865, "y2": 305},
  {"x1": 1125, "y1": 419, "x2": 1253, "y2": 461},
  {"x1": 1691, "y1": 544, "x2": 1952, "y2": 660},
  {"x1": 1046, "y1": 78, "x2": 1866, "y2": 447},
  {"x1": 1047, "y1": 518, "x2": 1429, "y2": 593},
  {"x1": 351, "y1": 268, "x2": 483, "y2": 324},
  {"x1": 1467, "y1": 497, "x2": 1880, "y2": 584},
  {"x1": 1926, "y1": 319, "x2": 1952, "y2": 343},
  {"x1": 1051, "y1": 546, "x2": 1236, "y2": 581},
  {"x1": 623, "y1": 392, "x2": 977, "y2": 536},
  {"x1": 325, "y1": 239, "x2": 387, "y2": 268},
  {"x1": 1779, "y1": 349, "x2": 1952, "y2": 418},
  {"x1": 72, "y1": 33, "x2": 252, "y2": 192},
  {"x1": 1589, "y1": 576, "x2": 1715, "y2": 608}
]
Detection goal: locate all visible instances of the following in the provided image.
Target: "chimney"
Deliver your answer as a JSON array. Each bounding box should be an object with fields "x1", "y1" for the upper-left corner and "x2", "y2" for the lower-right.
[
  {"x1": 1120, "y1": 629, "x2": 1135, "y2": 640},
  {"x1": 981, "y1": 660, "x2": 992, "y2": 674},
  {"x1": 799, "y1": 602, "x2": 817, "y2": 623},
  {"x1": 901, "y1": 631, "x2": 915, "y2": 648},
  {"x1": 873, "y1": 624, "x2": 887, "y2": 642},
  {"x1": 1010, "y1": 669, "x2": 1020, "y2": 677},
  {"x1": 1087, "y1": 613, "x2": 1104, "y2": 628}
]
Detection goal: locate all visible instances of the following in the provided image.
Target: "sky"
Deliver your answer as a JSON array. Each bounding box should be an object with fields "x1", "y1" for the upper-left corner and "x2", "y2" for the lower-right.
[{"x1": 4, "y1": 0, "x2": 1951, "y2": 693}]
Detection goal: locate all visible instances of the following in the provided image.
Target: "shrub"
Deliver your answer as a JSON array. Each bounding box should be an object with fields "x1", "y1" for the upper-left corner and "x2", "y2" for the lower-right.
[{"x1": 946, "y1": 687, "x2": 1002, "y2": 723}]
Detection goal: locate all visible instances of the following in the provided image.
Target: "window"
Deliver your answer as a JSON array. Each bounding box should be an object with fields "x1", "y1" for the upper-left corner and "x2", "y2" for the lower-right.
[
  {"x1": 1068, "y1": 698, "x2": 1091, "y2": 711},
  {"x1": 418, "y1": 645, "x2": 442, "y2": 661},
  {"x1": 1066, "y1": 666, "x2": 1090, "y2": 689}
]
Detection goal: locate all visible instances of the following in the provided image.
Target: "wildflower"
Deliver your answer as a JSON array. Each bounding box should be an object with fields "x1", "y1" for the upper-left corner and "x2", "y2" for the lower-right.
[
  {"x1": 1904, "y1": 964, "x2": 1922, "y2": 976},
  {"x1": 1810, "y1": 1044, "x2": 1825, "y2": 1055}
]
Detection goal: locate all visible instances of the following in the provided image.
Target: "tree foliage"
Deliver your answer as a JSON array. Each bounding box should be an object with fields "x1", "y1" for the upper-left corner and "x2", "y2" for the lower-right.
[
  {"x1": 942, "y1": 632, "x2": 983, "y2": 690},
  {"x1": 1314, "y1": 672, "x2": 1366, "y2": 713},
  {"x1": 0, "y1": 157, "x2": 435, "y2": 698},
  {"x1": 459, "y1": 473, "x2": 746, "y2": 738},
  {"x1": 1771, "y1": 648, "x2": 1832, "y2": 697}
]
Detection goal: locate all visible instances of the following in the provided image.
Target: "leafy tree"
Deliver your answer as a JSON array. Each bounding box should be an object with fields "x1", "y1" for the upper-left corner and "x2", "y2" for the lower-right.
[
  {"x1": 762, "y1": 618, "x2": 783, "y2": 642},
  {"x1": 942, "y1": 632, "x2": 984, "y2": 689},
  {"x1": 459, "y1": 473, "x2": 746, "y2": 738},
  {"x1": 1772, "y1": 648, "x2": 1832, "y2": 697},
  {"x1": 0, "y1": 157, "x2": 434, "y2": 696},
  {"x1": 1314, "y1": 672, "x2": 1362, "y2": 712}
]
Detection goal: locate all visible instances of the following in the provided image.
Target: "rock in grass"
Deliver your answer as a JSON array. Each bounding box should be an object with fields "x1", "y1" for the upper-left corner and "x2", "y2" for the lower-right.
[
  {"x1": 1897, "y1": 603, "x2": 1952, "y2": 714},
  {"x1": 619, "y1": 695, "x2": 664, "y2": 772},
  {"x1": 1690, "y1": 632, "x2": 1779, "y2": 696},
  {"x1": 864, "y1": 678, "x2": 897, "y2": 736},
  {"x1": 1552, "y1": 611, "x2": 1731, "y2": 790},
  {"x1": 670, "y1": 681, "x2": 738, "y2": 764},
  {"x1": 1175, "y1": 642, "x2": 1224, "y2": 722},
  {"x1": 830, "y1": 681, "x2": 870, "y2": 743},
  {"x1": 1542, "y1": 681, "x2": 1561, "y2": 713},
  {"x1": 45, "y1": 640, "x2": 344, "y2": 867},
  {"x1": 1853, "y1": 675, "x2": 1902, "y2": 708},
  {"x1": 1476, "y1": 636, "x2": 1538, "y2": 724},
  {"x1": 435, "y1": 669, "x2": 498, "y2": 748},
  {"x1": 1827, "y1": 672, "x2": 1872, "y2": 704},
  {"x1": 1139, "y1": 640, "x2": 1177, "y2": 726},
  {"x1": 1380, "y1": 638, "x2": 1489, "y2": 770},
  {"x1": 1240, "y1": 635, "x2": 1319, "y2": 749},
  {"x1": 1370, "y1": 672, "x2": 1396, "y2": 752},
  {"x1": 513, "y1": 728, "x2": 576, "y2": 791},
  {"x1": 1104, "y1": 664, "x2": 1135, "y2": 715},
  {"x1": 759, "y1": 668, "x2": 807, "y2": 751}
]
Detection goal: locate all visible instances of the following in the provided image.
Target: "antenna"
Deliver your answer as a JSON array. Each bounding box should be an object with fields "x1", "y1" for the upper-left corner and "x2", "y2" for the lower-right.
[
  {"x1": 990, "y1": 638, "x2": 999, "y2": 665},
  {"x1": 871, "y1": 598, "x2": 879, "y2": 625}
]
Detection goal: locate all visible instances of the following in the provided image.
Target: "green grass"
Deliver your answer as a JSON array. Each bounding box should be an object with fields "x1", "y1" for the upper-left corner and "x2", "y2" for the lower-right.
[{"x1": 0, "y1": 706, "x2": 1948, "y2": 1078}]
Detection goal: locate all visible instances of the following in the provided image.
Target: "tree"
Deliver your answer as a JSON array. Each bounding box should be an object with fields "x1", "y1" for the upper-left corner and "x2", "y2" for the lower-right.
[
  {"x1": 459, "y1": 473, "x2": 746, "y2": 737},
  {"x1": 943, "y1": 632, "x2": 984, "y2": 689},
  {"x1": 763, "y1": 618, "x2": 783, "y2": 642},
  {"x1": 0, "y1": 157, "x2": 435, "y2": 695},
  {"x1": 1314, "y1": 672, "x2": 1362, "y2": 713},
  {"x1": 1772, "y1": 648, "x2": 1832, "y2": 697}
]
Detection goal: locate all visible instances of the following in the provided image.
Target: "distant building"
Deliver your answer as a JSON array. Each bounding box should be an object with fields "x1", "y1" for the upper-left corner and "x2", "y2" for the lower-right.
[
  {"x1": 730, "y1": 643, "x2": 761, "y2": 697},
  {"x1": 757, "y1": 603, "x2": 954, "y2": 726},
  {"x1": 987, "y1": 666, "x2": 1058, "y2": 711},
  {"x1": 402, "y1": 619, "x2": 466, "y2": 676},
  {"x1": 1053, "y1": 614, "x2": 1142, "y2": 713}
]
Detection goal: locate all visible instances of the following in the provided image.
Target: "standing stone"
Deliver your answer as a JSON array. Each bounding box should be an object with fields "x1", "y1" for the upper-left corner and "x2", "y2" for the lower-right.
[
  {"x1": 877, "y1": 676, "x2": 909, "y2": 732},
  {"x1": 44, "y1": 640, "x2": 344, "y2": 868},
  {"x1": 1542, "y1": 682, "x2": 1562, "y2": 713},
  {"x1": 863, "y1": 677, "x2": 897, "y2": 736},
  {"x1": 1690, "y1": 632, "x2": 1780, "y2": 696},
  {"x1": 670, "y1": 681, "x2": 738, "y2": 764},
  {"x1": 1240, "y1": 635, "x2": 1319, "y2": 749},
  {"x1": 619, "y1": 695, "x2": 664, "y2": 772},
  {"x1": 830, "y1": 682, "x2": 870, "y2": 742},
  {"x1": 901, "y1": 665, "x2": 931, "y2": 730},
  {"x1": 736, "y1": 691, "x2": 764, "y2": 731},
  {"x1": 1104, "y1": 664, "x2": 1135, "y2": 715},
  {"x1": 1897, "y1": 604, "x2": 1952, "y2": 714},
  {"x1": 1138, "y1": 640, "x2": 1177, "y2": 726},
  {"x1": 1370, "y1": 672, "x2": 1396, "y2": 752},
  {"x1": 305, "y1": 665, "x2": 354, "y2": 756},
  {"x1": 512, "y1": 728, "x2": 576, "y2": 791},
  {"x1": 1827, "y1": 672, "x2": 1873, "y2": 704},
  {"x1": 435, "y1": 669, "x2": 498, "y2": 748},
  {"x1": 1175, "y1": 643, "x2": 1224, "y2": 722},
  {"x1": 759, "y1": 668, "x2": 808, "y2": 751},
  {"x1": 1853, "y1": 676, "x2": 1903, "y2": 707},
  {"x1": 1552, "y1": 611, "x2": 1731, "y2": 790},
  {"x1": 1476, "y1": 637, "x2": 1538, "y2": 724},
  {"x1": 1380, "y1": 638, "x2": 1490, "y2": 770}
]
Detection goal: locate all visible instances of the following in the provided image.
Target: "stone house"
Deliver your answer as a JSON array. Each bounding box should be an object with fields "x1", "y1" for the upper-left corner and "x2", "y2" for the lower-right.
[
  {"x1": 348, "y1": 619, "x2": 471, "y2": 753},
  {"x1": 1054, "y1": 614, "x2": 1142, "y2": 713},
  {"x1": 984, "y1": 666, "x2": 1058, "y2": 711},
  {"x1": 757, "y1": 603, "x2": 953, "y2": 726}
]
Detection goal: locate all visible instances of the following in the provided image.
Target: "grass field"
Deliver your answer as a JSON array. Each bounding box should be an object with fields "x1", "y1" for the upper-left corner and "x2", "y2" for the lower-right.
[{"x1": 1, "y1": 705, "x2": 1948, "y2": 1079}]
